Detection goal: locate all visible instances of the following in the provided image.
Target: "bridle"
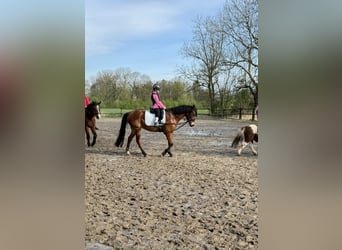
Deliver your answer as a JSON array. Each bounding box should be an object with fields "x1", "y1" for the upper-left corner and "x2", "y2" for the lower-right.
[
  {"x1": 176, "y1": 110, "x2": 196, "y2": 130},
  {"x1": 95, "y1": 104, "x2": 101, "y2": 119},
  {"x1": 175, "y1": 120, "x2": 188, "y2": 130},
  {"x1": 86, "y1": 104, "x2": 101, "y2": 119}
]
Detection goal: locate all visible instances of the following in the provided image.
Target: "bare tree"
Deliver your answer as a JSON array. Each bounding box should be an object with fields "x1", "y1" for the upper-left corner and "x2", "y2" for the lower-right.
[
  {"x1": 219, "y1": 0, "x2": 258, "y2": 119},
  {"x1": 215, "y1": 69, "x2": 236, "y2": 111},
  {"x1": 85, "y1": 80, "x2": 91, "y2": 96},
  {"x1": 179, "y1": 16, "x2": 227, "y2": 114}
]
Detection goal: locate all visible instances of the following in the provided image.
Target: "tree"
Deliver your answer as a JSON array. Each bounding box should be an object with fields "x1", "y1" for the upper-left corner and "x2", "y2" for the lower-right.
[
  {"x1": 85, "y1": 80, "x2": 91, "y2": 96},
  {"x1": 216, "y1": 70, "x2": 236, "y2": 111},
  {"x1": 219, "y1": 0, "x2": 258, "y2": 119},
  {"x1": 190, "y1": 80, "x2": 209, "y2": 108},
  {"x1": 179, "y1": 16, "x2": 227, "y2": 114},
  {"x1": 114, "y1": 68, "x2": 152, "y2": 101},
  {"x1": 89, "y1": 70, "x2": 119, "y2": 106}
]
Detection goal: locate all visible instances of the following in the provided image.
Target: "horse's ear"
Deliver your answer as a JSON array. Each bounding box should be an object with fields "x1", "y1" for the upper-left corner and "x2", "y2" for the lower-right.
[{"x1": 98, "y1": 101, "x2": 101, "y2": 105}]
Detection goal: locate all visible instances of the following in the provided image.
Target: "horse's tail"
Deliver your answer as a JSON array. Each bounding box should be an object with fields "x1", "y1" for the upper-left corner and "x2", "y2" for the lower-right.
[
  {"x1": 115, "y1": 112, "x2": 129, "y2": 147},
  {"x1": 231, "y1": 128, "x2": 245, "y2": 148}
]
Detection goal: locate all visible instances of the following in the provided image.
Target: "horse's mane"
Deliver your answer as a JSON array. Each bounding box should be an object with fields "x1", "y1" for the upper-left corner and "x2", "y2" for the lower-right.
[
  {"x1": 88, "y1": 101, "x2": 98, "y2": 107},
  {"x1": 86, "y1": 101, "x2": 100, "y2": 110},
  {"x1": 168, "y1": 105, "x2": 197, "y2": 115}
]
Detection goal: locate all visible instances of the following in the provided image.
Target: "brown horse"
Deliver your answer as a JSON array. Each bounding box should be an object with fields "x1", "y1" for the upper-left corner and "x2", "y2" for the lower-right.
[
  {"x1": 85, "y1": 101, "x2": 101, "y2": 147},
  {"x1": 114, "y1": 105, "x2": 197, "y2": 157}
]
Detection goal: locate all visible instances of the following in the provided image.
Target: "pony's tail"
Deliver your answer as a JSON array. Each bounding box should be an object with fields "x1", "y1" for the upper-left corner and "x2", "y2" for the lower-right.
[
  {"x1": 115, "y1": 112, "x2": 129, "y2": 147},
  {"x1": 231, "y1": 128, "x2": 245, "y2": 148}
]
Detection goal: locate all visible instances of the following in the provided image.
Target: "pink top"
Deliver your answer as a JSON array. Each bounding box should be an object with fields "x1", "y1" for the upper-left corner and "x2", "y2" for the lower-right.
[
  {"x1": 84, "y1": 96, "x2": 90, "y2": 107},
  {"x1": 151, "y1": 91, "x2": 166, "y2": 109}
]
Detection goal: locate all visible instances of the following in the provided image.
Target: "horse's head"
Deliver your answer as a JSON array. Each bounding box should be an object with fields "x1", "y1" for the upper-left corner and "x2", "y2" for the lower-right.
[
  {"x1": 87, "y1": 101, "x2": 101, "y2": 119},
  {"x1": 94, "y1": 101, "x2": 101, "y2": 119},
  {"x1": 185, "y1": 105, "x2": 197, "y2": 127}
]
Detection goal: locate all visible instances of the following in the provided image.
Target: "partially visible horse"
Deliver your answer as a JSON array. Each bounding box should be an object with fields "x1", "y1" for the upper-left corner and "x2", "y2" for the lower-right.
[
  {"x1": 85, "y1": 101, "x2": 101, "y2": 147},
  {"x1": 231, "y1": 124, "x2": 258, "y2": 155},
  {"x1": 114, "y1": 105, "x2": 197, "y2": 157}
]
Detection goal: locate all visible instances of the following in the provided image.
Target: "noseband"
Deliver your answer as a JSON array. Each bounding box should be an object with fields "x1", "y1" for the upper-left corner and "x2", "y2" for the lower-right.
[
  {"x1": 174, "y1": 112, "x2": 194, "y2": 131},
  {"x1": 186, "y1": 109, "x2": 196, "y2": 123}
]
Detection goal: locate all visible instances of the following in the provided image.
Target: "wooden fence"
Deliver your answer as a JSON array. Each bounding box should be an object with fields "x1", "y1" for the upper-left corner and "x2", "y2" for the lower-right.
[{"x1": 100, "y1": 108, "x2": 256, "y2": 121}]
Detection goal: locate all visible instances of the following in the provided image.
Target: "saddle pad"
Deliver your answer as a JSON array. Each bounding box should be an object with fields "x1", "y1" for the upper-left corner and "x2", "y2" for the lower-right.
[{"x1": 145, "y1": 110, "x2": 166, "y2": 126}]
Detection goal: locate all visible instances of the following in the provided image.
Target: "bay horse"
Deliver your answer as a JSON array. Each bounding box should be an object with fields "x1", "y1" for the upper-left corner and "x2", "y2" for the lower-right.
[
  {"x1": 85, "y1": 101, "x2": 101, "y2": 147},
  {"x1": 114, "y1": 105, "x2": 197, "y2": 157},
  {"x1": 231, "y1": 124, "x2": 258, "y2": 156}
]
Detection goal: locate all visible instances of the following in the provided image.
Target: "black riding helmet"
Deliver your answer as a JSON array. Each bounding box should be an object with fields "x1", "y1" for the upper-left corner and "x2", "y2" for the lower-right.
[{"x1": 153, "y1": 84, "x2": 160, "y2": 91}]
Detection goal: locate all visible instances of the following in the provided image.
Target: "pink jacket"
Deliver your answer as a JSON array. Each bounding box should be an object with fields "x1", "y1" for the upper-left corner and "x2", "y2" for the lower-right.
[
  {"x1": 84, "y1": 96, "x2": 90, "y2": 107},
  {"x1": 151, "y1": 91, "x2": 166, "y2": 109}
]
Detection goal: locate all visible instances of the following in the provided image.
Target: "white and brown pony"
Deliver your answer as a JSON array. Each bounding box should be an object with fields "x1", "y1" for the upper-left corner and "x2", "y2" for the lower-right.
[{"x1": 231, "y1": 124, "x2": 258, "y2": 156}]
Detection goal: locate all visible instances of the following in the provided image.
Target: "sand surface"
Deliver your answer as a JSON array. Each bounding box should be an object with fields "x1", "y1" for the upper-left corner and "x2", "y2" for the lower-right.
[{"x1": 86, "y1": 117, "x2": 258, "y2": 249}]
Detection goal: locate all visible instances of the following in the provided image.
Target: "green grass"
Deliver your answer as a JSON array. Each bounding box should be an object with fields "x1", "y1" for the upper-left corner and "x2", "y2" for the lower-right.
[
  {"x1": 101, "y1": 108, "x2": 210, "y2": 117},
  {"x1": 197, "y1": 109, "x2": 210, "y2": 115},
  {"x1": 100, "y1": 108, "x2": 132, "y2": 117}
]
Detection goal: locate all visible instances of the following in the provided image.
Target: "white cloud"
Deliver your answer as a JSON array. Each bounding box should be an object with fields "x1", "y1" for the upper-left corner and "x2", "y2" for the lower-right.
[
  {"x1": 85, "y1": 0, "x2": 227, "y2": 80},
  {"x1": 85, "y1": 1, "x2": 181, "y2": 56}
]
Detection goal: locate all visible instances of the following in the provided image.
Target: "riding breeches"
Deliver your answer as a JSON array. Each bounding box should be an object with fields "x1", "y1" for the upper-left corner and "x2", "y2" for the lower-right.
[{"x1": 153, "y1": 108, "x2": 163, "y2": 121}]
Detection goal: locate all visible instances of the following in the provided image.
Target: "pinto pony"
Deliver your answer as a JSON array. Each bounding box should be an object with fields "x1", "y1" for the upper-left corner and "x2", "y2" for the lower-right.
[
  {"x1": 231, "y1": 124, "x2": 258, "y2": 156},
  {"x1": 85, "y1": 101, "x2": 101, "y2": 147},
  {"x1": 115, "y1": 105, "x2": 197, "y2": 157}
]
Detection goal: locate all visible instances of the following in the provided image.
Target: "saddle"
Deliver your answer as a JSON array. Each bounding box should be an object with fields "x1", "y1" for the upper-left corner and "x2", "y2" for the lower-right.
[{"x1": 145, "y1": 110, "x2": 166, "y2": 126}]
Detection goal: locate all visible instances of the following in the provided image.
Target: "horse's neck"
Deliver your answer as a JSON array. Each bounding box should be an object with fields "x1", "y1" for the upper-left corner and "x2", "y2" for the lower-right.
[
  {"x1": 86, "y1": 108, "x2": 95, "y2": 119},
  {"x1": 173, "y1": 113, "x2": 186, "y2": 123}
]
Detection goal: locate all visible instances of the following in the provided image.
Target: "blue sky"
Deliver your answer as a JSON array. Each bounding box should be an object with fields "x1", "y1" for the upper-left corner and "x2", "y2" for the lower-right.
[{"x1": 85, "y1": 0, "x2": 226, "y2": 82}]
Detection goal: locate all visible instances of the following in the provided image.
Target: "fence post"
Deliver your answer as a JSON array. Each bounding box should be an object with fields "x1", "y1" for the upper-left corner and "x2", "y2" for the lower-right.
[{"x1": 239, "y1": 108, "x2": 242, "y2": 120}]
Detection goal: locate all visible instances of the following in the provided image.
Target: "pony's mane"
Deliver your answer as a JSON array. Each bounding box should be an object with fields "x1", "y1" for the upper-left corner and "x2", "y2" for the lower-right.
[{"x1": 168, "y1": 105, "x2": 196, "y2": 115}]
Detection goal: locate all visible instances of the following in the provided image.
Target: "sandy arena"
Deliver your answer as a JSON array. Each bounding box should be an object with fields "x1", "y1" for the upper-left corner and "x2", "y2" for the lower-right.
[{"x1": 85, "y1": 117, "x2": 258, "y2": 249}]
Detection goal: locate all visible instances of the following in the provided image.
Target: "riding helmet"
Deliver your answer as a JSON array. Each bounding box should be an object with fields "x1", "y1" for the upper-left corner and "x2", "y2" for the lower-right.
[{"x1": 153, "y1": 84, "x2": 160, "y2": 91}]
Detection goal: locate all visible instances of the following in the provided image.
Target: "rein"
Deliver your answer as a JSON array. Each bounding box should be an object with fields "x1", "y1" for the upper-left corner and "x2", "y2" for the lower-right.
[
  {"x1": 162, "y1": 120, "x2": 188, "y2": 130},
  {"x1": 175, "y1": 120, "x2": 188, "y2": 130},
  {"x1": 163, "y1": 110, "x2": 194, "y2": 130}
]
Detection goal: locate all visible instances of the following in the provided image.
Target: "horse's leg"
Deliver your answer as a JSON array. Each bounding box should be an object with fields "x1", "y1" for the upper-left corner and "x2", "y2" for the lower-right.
[
  {"x1": 162, "y1": 132, "x2": 174, "y2": 157},
  {"x1": 85, "y1": 126, "x2": 91, "y2": 147},
  {"x1": 125, "y1": 128, "x2": 136, "y2": 155},
  {"x1": 135, "y1": 129, "x2": 147, "y2": 157},
  {"x1": 237, "y1": 142, "x2": 248, "y2": 156},
  {"x1": 90, "y1": 125, "x2": 97, "y2": 146},
  {"x1": 249, "y1": 143, "x2": 258, "y2": 155}
]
